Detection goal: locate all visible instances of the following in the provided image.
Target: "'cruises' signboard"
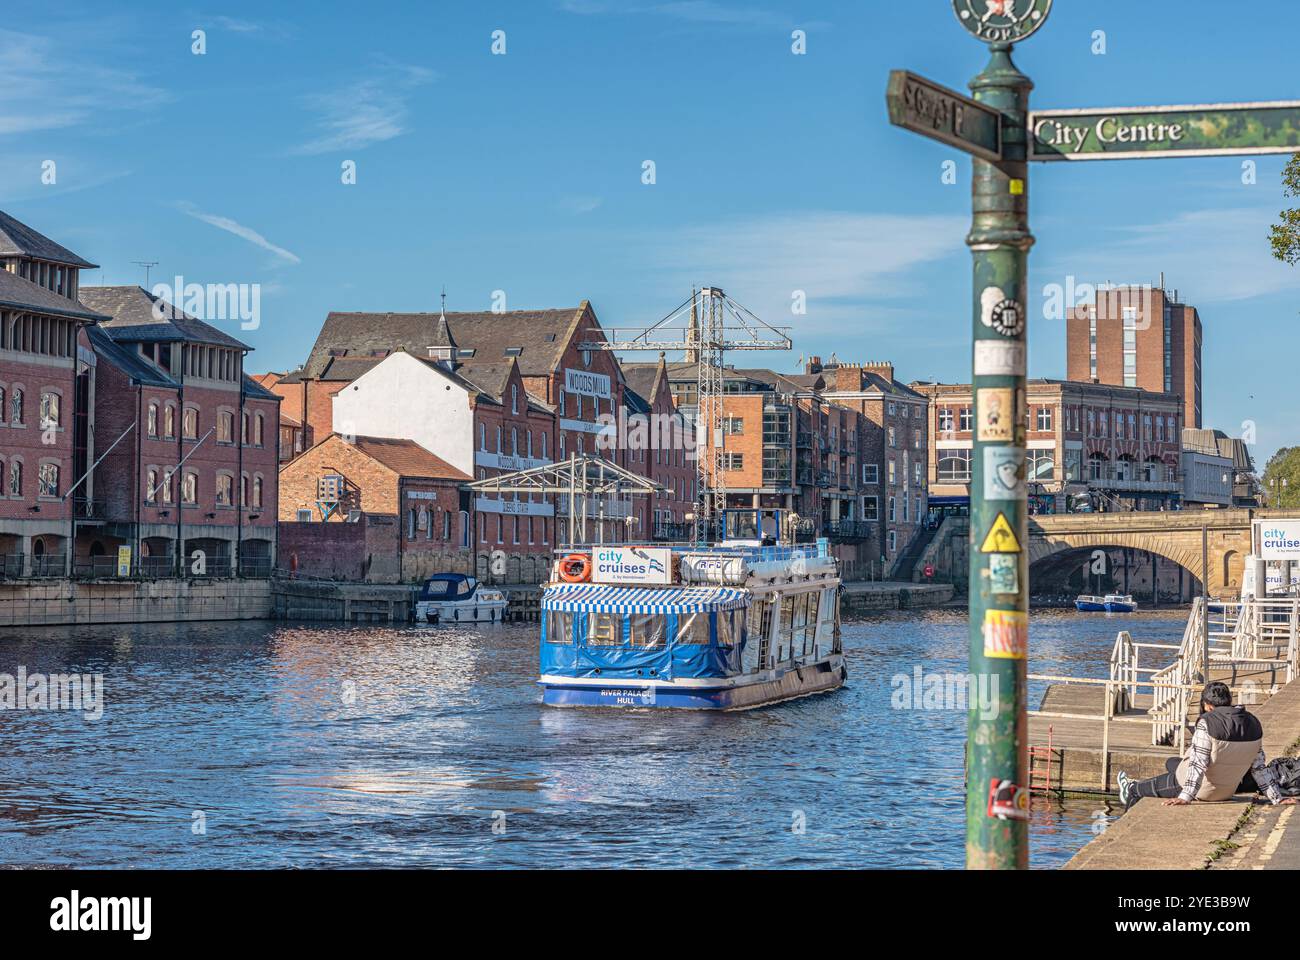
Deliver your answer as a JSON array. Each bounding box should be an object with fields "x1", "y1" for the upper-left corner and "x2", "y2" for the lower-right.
[
  {"x1": 1258, "y1": 520, "x2": 1300, "y2": 562},
  {"x1": 1030, "y1": 101, "x2": 1300, "y2": 161},
  {"x1": 592, "y1": 546, "x2": 673, "y2": 585}
]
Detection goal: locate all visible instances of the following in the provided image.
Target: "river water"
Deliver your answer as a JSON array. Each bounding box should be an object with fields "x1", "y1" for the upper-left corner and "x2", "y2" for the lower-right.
[{"x1": 0, "y1": 608, "x2": 1188, "y2": 869}]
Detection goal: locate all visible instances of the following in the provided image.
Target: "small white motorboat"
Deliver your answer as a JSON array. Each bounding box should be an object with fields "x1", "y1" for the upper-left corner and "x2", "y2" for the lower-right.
[{"x1": 415, "y1": 574, "x2": 508, "y2": 625}]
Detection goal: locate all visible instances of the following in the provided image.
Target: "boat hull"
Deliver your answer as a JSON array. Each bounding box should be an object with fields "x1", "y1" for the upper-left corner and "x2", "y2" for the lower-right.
[
  {"x1": 1074, "y1": 600, "x2": 1107, "y2": 612},
  {"x1": 1104, "y1": 601, "x2": 1137, "y2": 613},
  {"x1": 540, "y1": 655, "x2": 847, "y2": 711}
]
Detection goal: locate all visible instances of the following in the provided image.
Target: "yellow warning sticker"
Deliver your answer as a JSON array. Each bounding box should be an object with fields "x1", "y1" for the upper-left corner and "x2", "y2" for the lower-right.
[
  {"x1": 979, "y1": 512, "x2": 1022, "y2": 554},
  {"x1": 983, "y1": 609, "x2": 1028, "y2": 660}
]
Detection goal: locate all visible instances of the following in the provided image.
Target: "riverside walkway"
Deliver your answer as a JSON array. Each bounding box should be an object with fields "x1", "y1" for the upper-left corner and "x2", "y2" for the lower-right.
[
  {"x1": 1028, "y1": 597, "x2": 1298, "y2": 795},
  {"x1": 1065, "y1": 674, "x2": 1300, "y2": 870}
]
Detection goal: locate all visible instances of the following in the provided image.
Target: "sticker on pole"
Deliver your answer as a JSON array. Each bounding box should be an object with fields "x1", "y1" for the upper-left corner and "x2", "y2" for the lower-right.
[
  {"x1": 979, "y1": 512, "x2": 1021, "y2": 554},
  {"x1": 987, "y1": 777, "x2": 1030, "y2": 821},
  {"x1": 974, "y1": 340, "x2": 1026, "y2": 377},
  {"x1": 983, "y1": 447, "x2": 1025, "y2": 500},
  {"x1": 983, "y1": 608, "x2": 1028, "y2": 659},
  {"x1": 976, "y1": 388, "x2": 1014, "y2": 442},
  {"x1": 979, "y1": 287, "x2": 1025, "y2": 338},
  {"x1": 988, "y1": 554, "x2": 1019, "y2": 594}
]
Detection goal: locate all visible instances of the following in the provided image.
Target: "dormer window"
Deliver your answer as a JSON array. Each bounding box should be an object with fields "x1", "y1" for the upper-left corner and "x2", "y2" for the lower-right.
[
  {"x1": 428, "y1": 346, "x2": 453, "y2": 361},
  {"x1": 504, "y1": 346, "x2": 522, "y2": 357}
]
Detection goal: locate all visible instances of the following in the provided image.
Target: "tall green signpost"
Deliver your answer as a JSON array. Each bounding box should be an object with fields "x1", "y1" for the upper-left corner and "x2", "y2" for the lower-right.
[{"x1": 887, "y1": 0, "x2": 1300, "y2": 870}]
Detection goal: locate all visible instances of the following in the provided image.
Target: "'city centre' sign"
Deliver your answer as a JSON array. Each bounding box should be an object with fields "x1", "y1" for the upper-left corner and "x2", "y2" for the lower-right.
[{"x1": 1030, "y1": 101, "x2": 1300, "y2": 161}]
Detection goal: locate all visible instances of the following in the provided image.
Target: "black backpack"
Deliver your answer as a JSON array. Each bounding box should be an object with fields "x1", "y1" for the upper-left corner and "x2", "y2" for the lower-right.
[{"x1": 1240, "y1": 757, "x2": 1300, "y2": 797}]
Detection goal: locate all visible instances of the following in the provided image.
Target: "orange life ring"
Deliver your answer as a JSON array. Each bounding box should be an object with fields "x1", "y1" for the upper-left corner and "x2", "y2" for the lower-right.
[{"x1": 558, "y1": 554, "x2": 592, "y2": 583}]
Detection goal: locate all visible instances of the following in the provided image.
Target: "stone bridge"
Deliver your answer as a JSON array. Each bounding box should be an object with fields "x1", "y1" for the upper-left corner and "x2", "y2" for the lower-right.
[{"x1": 1026, "y1": 509, "x2": 1294, "y2": 597}]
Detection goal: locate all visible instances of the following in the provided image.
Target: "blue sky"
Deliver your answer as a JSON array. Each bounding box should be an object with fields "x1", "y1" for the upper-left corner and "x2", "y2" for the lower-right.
[{"x1": 3, "y1": 1, "x2": 1297, "y2": 464}]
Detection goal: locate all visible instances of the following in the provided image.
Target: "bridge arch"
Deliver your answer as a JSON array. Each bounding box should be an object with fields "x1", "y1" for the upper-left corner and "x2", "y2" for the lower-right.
[{"x1": 1028, "y1": 541, "x2": 1203, "y2": 602}]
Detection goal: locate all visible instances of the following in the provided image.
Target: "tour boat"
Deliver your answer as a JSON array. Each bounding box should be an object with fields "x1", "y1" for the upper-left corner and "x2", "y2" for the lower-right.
[
  {"x1": 537, "y1": 536, "x2": 846, "y2": 710},
  {"x1": 1074, "y1": 593, "x2": 1137, "y2": 613},
  {"x1": 415, "y1": 573, "x2": 508, "y2": 624}
]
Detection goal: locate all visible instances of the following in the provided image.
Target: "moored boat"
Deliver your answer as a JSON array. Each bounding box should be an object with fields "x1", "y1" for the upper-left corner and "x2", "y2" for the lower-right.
[
  {"x1": 538, "y1": 539, "x2": 845, "y2": 710},
  {"x1": 415, "y1": 573, "x2": 508, "y2": 624},
  {"x1": 1074, "y1": 593, "x2": 1137, "y2": 613}
]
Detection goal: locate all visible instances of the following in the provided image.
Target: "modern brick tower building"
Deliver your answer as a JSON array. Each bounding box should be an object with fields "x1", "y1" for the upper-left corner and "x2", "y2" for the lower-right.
[{"x1": 1066, "y1": 283, "x2": 1202, "y2": 429}]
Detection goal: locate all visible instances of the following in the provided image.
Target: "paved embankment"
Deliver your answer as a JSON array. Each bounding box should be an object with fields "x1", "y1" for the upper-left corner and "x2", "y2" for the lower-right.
[
  {"x1": 0, "y1": 578, "x2": 273, "y2": 627},
  {"x1": 840, "y1": 580, "x2": 954, "y2": 613},
  {"x1": 1065, "y1": 678, "x2": 1300, "y2": 870}
]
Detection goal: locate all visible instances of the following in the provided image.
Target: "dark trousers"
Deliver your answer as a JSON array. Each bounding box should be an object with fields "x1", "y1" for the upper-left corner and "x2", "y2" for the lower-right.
[{"x1": 1128, "y1": 757, "x2": 1183, "y2": 807}]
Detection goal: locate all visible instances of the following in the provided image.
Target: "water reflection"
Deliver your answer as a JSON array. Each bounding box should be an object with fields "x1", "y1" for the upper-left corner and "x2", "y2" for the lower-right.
[{"x1": 0, "y1": 608, "x2": 1186, "y2": 868}]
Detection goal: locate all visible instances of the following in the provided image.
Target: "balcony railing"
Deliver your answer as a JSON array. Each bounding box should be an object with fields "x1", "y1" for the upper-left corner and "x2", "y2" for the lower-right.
[{"x1": 824, "y1": 520, "x2": 874, "y2": 542}]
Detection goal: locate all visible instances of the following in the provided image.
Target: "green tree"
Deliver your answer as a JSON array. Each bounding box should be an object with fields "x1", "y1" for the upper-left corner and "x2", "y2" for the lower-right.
[
  {"x1": 1262, "y1": 446, "x2": 1300, "y2": 508},
  {"x1": 1271, "y1": 153, "x2": 1300, "y2": 264}
]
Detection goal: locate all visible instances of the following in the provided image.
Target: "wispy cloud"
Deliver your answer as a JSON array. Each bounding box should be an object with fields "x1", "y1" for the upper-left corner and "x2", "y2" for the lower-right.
[
  {"x1": 1043, "y1": 205, "x2": 1296, "y2": 304},
  {"x1": 289, "y1": 59, "x2": 436, "y2": 155},
  {"x1": 0, "y1": 28, "x2": 169, "y2": 135},
  {"x1": 643, "y1": 210, "x2": 966, "y2": 335},
  {"x1": 559, "y1": 0, "x2": 800, "y2": 28},
  {"x1": 177, "y1": 202, "x2": 301, "y2": 265}
]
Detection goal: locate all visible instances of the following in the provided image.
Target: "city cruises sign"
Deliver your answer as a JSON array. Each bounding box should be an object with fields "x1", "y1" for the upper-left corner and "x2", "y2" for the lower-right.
[
  {"x1": 593, "y1": 546, "x2": 673, "y2": 585},
  {"x1": 1258, "y1": 520, "x2": 1300, "y2": 562},
  {"x1": 1030, "y1": 101, "x2": 1300, "y2": 160},
  {"x1": 952, "y1": 0, "x2": 1052, "y2": 44}
]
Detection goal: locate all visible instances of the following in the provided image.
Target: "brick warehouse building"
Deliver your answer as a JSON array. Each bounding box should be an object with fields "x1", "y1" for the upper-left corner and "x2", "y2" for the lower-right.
[
  {"x1": 620, "y1": 357, "x2": 696, "y2": 541},
  {"x1": 278, "y1": 434, "x2": 469, "y2": 582},
  {"x1": 1066, "y1": 282, "x2": 1203, "y2": 429},
  {"x1": 913, "y1": 379, "x2": 1184, "y2": 514},
  {"x1": 0, "y1": 212, "x2": 104, "y2": 576},
  {"x1": 796, "y1": 358, "x2": 930, "y2": 576},
  {"x1": 79, "y1": 286, "x2": 281, "y2": 577}
]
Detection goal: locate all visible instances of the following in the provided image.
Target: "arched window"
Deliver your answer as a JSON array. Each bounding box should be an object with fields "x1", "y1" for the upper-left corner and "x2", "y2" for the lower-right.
[
  {"x1": 1028, "y1": 453, "x2": 1055, "y2": 482},
  {"x1": 217, "y1": 410, "x2": 234, "y2": 443},
  {"x1": 164, "y1": 404, "x2": 176, "y2": 438},
  {"x1": 182, "y1": 472, "x2": 197, "y2": 504},
  {"x1": 479, "y1": 423, "x2": 486, "y2": 450},
  {"x1": 511, "y1": 384, "x2": 518, "y2": 414},
  {"x1": 253, "y1": 475, "x2": 263, "y2": 508},
  {"x1": 511, "y1": 428, "x2": 518, "y2": 456},
  {"x1": 147, "y1": 402, "x2": 158, "y2": 437},
  {"x1": 10, "y1": 387, "x2": 23, "y2": 425},
  {"x1": 146, "y1": 469, "x2": 158, "y2": 504},
  {"x1": 0, "y1": 386, "x2": 6, "y2": 424},
  {"x1": 541, "y1": 433, "x2": 548, "y2": 460},
  {"x1": 39, "y1": 391, "x2": 60, "y2": 428},
  {"x1": 254, "y1": 412, "x2": 265, "y2": 446},
  {"x1": 1088, "y1": 453, "x2": 1107, "y2": 481},
  {"x1": 183, "y1": 407, "x2": 198, "y2": 440}
]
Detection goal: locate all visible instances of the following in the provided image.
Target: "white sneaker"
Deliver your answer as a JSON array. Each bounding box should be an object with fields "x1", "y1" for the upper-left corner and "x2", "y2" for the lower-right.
[{"x1": 1117, "y1": 771, "x2": 1134, "y2": 808}]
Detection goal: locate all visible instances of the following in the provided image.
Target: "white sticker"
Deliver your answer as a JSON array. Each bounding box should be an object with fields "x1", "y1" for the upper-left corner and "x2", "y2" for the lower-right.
[
  {"x1": 979, "y1": 285, "x2": 1024, "y2": 337},
  {"x1": 974, "y1": 340, "x2": 1026, "y2": 377},
  {"x1": 984, "y1": 446, "x2": 1025, "y2": 500}
]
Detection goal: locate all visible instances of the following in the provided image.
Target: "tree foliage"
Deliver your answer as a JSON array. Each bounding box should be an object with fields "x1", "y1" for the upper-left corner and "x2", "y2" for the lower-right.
[
  {"x1": 1271, "y1": 153, "x2": 1300, "y2": 265},
  {"x1": 1262, "y1": 446, "x2": 1300, "y2": 507}
]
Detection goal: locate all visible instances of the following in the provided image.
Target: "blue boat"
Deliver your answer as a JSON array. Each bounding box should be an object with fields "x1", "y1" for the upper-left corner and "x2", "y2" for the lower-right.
[
  {"x1": 538, "y1": 539, "x2": 845, "y2": 711},
  {"x1": 1074, "y1": 593, "x2": 1137, "y2": 613}
]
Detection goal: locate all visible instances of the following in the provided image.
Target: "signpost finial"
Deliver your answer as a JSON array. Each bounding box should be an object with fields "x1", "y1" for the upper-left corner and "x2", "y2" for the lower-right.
[{"x1": 951, "y1": 0, "x2": 1052, "y2": 45}]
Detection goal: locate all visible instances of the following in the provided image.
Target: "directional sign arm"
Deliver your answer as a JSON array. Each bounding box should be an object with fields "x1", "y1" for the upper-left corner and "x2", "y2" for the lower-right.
[{"x1": 886, "y1": 70, "x2": 1003, "y2": 163}]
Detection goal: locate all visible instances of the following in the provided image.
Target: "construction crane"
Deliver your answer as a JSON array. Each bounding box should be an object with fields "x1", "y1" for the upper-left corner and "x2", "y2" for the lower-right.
[{"x1": 577, "y1": 287, "x2": 792, "y2": 543}]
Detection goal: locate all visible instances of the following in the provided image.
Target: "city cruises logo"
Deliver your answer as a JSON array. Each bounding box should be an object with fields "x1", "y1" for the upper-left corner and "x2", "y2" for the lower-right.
[{"x1": 952, "y1": 0, "x2": 1052, "y2": 43}]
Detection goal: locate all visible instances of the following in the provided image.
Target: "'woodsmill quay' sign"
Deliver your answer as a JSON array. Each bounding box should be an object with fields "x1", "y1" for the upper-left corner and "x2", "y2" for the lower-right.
[
  {"x1": 1030, "y1": 101, "x2": 1300, "y2": 160},
  {"x1": 886, "y1": 70, "x2": 1003, "y2": 163}
]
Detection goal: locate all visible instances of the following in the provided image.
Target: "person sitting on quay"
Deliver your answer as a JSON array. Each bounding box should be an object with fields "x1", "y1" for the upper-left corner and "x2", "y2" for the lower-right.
[{"x1": 1117, "y1": 681, "x2": 1298, "y2": 810}]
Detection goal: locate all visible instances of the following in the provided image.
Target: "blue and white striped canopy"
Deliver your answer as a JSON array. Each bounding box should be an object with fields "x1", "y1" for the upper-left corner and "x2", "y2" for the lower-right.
[{"x1": 542, "y1": 583, "x2": 749, "y2": 614}]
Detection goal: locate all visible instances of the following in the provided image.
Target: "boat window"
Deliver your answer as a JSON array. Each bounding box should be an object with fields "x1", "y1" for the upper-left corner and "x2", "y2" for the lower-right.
[
  {"x1": 629, "y1": 614, "x2": 666, "y2": 648},
  {"x1": 545, "y1": 611, "x2": 573, "y2": 644},
  {"x1": 586, "y1": 613, "x2": 623, "y2": 646},
  {"x1": 423, "y1": 579, "x2": 453, "y2": 598},
  {"x1": 675, "y1": 613, "x2": 710, "y2": 646},
  {"x1": 716, "y1": 610, "x2": 737, "y2": 647}
]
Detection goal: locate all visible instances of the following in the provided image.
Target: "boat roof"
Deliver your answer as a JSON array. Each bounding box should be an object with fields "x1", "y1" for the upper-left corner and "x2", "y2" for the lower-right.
[{"x1": 542, "y1": 584, "x2": 748, "y2": 614}]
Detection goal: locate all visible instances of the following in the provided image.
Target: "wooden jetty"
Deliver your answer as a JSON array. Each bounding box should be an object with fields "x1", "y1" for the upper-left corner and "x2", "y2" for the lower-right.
[{"x1": 1028, "y1": 597, "x2": 1299, "y2": 794}]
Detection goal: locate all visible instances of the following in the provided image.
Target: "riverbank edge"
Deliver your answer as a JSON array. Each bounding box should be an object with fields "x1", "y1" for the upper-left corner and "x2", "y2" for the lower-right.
[
  {"x1": 841, "y1": 580, "x2": 955, "y2": 613},
  {"x1": 1063, "y1": 677, "x2": 1300, "y2": 870}
]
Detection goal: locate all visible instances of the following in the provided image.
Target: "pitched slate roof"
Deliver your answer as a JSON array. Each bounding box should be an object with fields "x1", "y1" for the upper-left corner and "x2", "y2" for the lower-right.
[
  {"x1": 621, "y1": 360, "x2": 665, "y2": 403},
  {"x1": 86, "y1": 324, "x2": 177, "y2": 388},
  {"x1": 242, "y1": 375, "x2": 281, "y2": 401},
  {"x1": 300, "y1": 304, "x2": 589, "y2": 380},
  {"x1": 0, "y1": 210, "x2": 97, "y2": 268},
  {"x1": 347, "y1": 435, "x2": 470, "y2": 481},
  {"x1": 78, "y1": 286, "x2": 252, "y2": 351},
  {"x1": 0, "y1": 269, "x2": 107, "y2": 322}
]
